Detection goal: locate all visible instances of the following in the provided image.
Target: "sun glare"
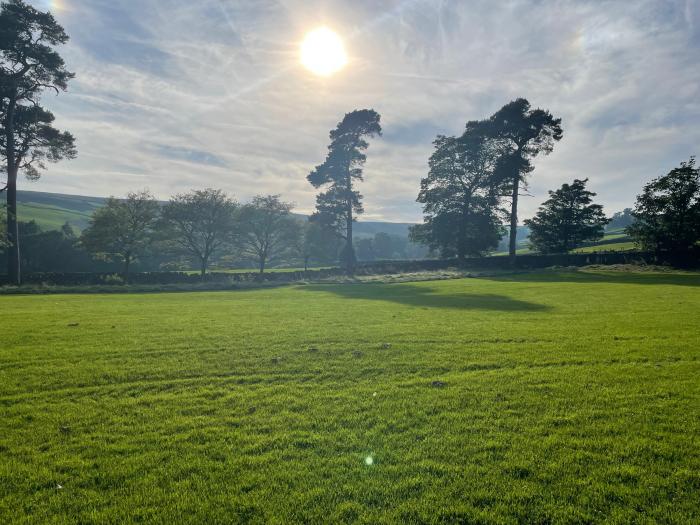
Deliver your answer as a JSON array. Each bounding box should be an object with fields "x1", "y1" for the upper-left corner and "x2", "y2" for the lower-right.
[{"x1": 300, "y1": 27, "x2": 347, "y2": 77}]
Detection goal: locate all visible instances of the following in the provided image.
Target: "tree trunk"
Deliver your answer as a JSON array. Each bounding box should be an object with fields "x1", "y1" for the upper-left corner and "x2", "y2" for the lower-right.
[
  {"x1": 509, "y1": 175, "x2": 520, "y2": 266},
  {"x1": 345, "y1": 202, "x2": 355, "y2": 276},
  {"x1": 259, "y1": 257, "x2": 265, "y2": 273},
  {"x1": 6, "y1": 175, "x2": 20, "y2": 285},
  {"x1": 200, "y1": 258, "x2": 207, "y2": 280},
  {"x1": 457, "y1": 197, "x2": 470, "y2": 264},
  {"x1": 123, "y1": 253, "x2": 131, "y2": 284},
  {"x1": 304, "y1": 256, "x2": 309, "y2": 272},
  {"x1": 4, "y1": 99, "x2": 20, "y2": 285}
]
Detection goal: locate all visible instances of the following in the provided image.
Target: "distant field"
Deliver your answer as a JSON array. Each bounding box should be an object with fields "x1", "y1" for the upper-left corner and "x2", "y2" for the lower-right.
[
  {"x1": 572, "y1": 241, "x2": 638, "y2": 253},
  {"x1": 17, "y1": 202, "x2": 94, "y2": 231},
  {"x1": 2, "y1": 269, "x2": 699, "y2": 523},
  {"x1": 493, "y1": 229, "x2": 636, "y2": 256}
]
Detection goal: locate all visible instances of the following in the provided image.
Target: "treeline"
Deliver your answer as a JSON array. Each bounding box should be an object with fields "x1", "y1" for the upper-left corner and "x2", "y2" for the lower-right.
[
  {"x1": 8, "y1": 191, "x2": 342, "y2": 279},
  {"x1": 0, "y1": 190, "x2": 427, "y2": 278},
  {"x1": 409, "y1": 99, "x2": 699, "y2": 259}
]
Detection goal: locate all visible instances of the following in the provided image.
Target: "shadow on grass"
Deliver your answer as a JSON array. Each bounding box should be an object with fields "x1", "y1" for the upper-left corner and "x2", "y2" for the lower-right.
[
  {"x1": 303, "y1": 283, "x2": 550, "y2": 312},
  {"x1": 480, "y1": 269, "x2": 700, "y2": 287}
]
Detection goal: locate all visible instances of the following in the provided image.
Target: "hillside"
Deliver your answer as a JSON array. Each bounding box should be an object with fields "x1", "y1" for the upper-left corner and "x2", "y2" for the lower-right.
[
  {"x1": 8, "y1": 191, "x2": 107, "y2": 231},
  {"x1": 6, "y1": 190, "x2": 415, "y2": 237}
]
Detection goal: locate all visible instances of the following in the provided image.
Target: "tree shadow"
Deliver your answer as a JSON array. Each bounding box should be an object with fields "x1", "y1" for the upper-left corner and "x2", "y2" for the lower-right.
[
  {"x1": 303, "y1": 283, "x2": 550, "y2": 312},
  {"x1": 480, "y1": 269, "x2": 700, "y2": 287}
]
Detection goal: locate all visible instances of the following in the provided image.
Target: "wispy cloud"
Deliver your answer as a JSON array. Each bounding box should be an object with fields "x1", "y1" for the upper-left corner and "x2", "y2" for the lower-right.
[{"x1": 27, "y1": 0, "x2": 700, "y2": 221}]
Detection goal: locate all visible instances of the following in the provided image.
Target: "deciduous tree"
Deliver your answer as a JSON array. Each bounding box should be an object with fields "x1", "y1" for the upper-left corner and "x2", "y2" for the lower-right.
[
  {"x1": 627, "y1": 157, "x2": 700, "y2": 253},
  {"x1": 297, "y1": 219, "x2": 339, "y2": 271},
  {"x1": 81, "y1": 191, "x2": 159, "y2": 281},
  {"x1": 238, "y1": 194, "x2": 300, "y2": 273},
  {"x1": 411, "y1": 128, "x2": 505, "y2": 259},
  {"x1": 161, "y1": 189, "x2": 238, "y2": 277}
]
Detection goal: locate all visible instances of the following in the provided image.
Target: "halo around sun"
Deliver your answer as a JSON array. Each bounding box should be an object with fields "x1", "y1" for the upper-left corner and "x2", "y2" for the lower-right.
[{"x1": 300, "y1": 27, "x2": 348, "y2": 77}]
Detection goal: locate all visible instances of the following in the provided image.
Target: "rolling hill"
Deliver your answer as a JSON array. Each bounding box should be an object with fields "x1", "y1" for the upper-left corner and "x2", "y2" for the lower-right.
[{"x1": 5, "y1": 190, "x2": 416, "y2": 238}]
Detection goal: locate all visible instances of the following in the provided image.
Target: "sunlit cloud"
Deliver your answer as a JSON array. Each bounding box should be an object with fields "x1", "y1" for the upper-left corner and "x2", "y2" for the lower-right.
[{"x1": 24, "y1": 0, "x2": 700, "y2": 222}]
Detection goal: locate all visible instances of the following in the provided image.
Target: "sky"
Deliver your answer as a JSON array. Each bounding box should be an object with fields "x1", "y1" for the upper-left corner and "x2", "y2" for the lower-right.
[{"x1": 26, "y1": 0, "x2": 700, "y2": 222}]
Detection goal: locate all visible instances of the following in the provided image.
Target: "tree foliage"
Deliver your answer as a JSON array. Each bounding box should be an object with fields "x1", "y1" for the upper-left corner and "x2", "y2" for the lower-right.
[
  {"x1": 627, "y1": 157, "x2": 700, "y2": 252},
  {"x1": 411, "y1": 128, "x2": 505, "y2": 259},
  {"x1": 483, "y1": 98, "x2": 563, "y2": 260},
  {"x1": 297, "y1": 219, "x2": 340, "y2": 271},
  {"x1": 161, "y1": 189, "x2": 238, "y2": 277},
  {"x1": 238, "y1": 194, "x2": 301, "y2": 273},
  {"x1": 80, "y1": 191, "x2": 159, "y2": 279},
  {"x1": 525, "y1": 178, "x2": 609, "y2": 253},
  {"x1": 307, "y1": 109, "x2": 381, "y2": 273},
  {"x1": 608, "y1": 208, "x2": 634, "y2": 230}
]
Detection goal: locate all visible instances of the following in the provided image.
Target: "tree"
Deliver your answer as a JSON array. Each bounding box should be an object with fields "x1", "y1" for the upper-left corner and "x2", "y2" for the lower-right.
[
  {"x1": 238, "y1": 194, "x2": 301, "y2": 273},
  {"x1": 411, "y1": 128, "x2": 505, "y2": 259},
  {"x1": 297, "y1": 219, "x2": 339, "y2": 271},
  {"x1": 307, "y1": 109, "x2": 382, "y2": 274},
  {"x1": 354, "y1": 237, "x2": 376, "y2": 262},
  {"x1": 80, "y1": 191, "x2": 160, "y2": 281},
  {"x1": 484, "y1": 99, "x2": 563, "y2": 263},
  {"x1": 627, "y1": 157, "x2": 700, "y2": 253},
  {"x1": 16, "y1": 220, "x2": 96, "y2": 272},
  {"x1": 524, "y1": 178, "x2": 609, "y2": 253},
  {"x1": 372, "y1": 232, "x2": 395, "y2": 260},
  {"x1": 608, "y1": 208, "x2": 634, "y2": 230},
  {"x1": 1, "y1": 0, "x2": 76, "y2": 284},
  {"x1": 161, "y1": 189, "x2": 238, "y2": 277}
]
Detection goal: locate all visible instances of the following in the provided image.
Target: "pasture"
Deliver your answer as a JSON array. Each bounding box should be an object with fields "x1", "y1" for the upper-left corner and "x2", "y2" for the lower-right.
[{"x1": 1, "y1": 269, "x2": 699, "y2": 523}]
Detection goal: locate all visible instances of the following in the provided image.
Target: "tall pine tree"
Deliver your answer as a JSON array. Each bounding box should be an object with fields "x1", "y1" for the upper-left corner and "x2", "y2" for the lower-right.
[
  {"x1": 1, "y1": 0, "x2": 76, "y2": 284},
  {"x1": 307, "y1": 109, "x2": 381, "y2": 274}
]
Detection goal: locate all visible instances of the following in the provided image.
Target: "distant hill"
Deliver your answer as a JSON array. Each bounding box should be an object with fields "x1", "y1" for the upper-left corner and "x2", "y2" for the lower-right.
[
  {"x1": 6, "y1": 190, "x2": 416, "y2": 238},
  {"x1": 5, "y1": 191, "x2": 107, "y2": 232}
]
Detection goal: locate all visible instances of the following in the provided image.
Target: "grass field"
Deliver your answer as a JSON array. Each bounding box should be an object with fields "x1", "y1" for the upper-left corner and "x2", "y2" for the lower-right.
[
  {"x1": 572, "y1": 241, "x2": 638, "y2": 253},
  {"x1": 1, "y1": 269, "x2": 699, "y2": 523}
]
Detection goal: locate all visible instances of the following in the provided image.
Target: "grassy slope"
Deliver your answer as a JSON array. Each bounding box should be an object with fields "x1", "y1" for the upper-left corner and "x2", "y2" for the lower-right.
[
  {"x1": 10, "y1": 191, "x2": 413, "y2": 237},
  {"x1": 10, "y1": 191, "x2": 106, "y2": 232},
  {"x1": 1, "y1": 270, "x2": 699, "y2": 523},
  {"x1": 572, "y1": 241, "x2": 638, "y2": 254}
]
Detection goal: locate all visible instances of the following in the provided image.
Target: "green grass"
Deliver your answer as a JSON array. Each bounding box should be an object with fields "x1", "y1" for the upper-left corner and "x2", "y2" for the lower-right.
[
  {"x1": 572, "y1": 241, "x2": 638, "y2": 253},
  {"x1": 1, "y1": 269, "x2": 699, "y2": 523},
  {"x1": 16, "y1": 202, "x2": 94, "y2": 232}
]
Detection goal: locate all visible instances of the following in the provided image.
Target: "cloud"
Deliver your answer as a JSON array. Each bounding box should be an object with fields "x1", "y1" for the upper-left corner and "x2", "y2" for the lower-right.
[
  {"x1": 153, "y1": 145, "x2": 229, "y2": 169},
  {"x1": 25, "y1": 0, "x2": 700, "y2": 222}
]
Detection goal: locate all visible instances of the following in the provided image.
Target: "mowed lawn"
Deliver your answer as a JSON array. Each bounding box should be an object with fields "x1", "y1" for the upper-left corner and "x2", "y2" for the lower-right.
[{"x1": 1, "y1": 270, "x2": 699, "y2": 524}]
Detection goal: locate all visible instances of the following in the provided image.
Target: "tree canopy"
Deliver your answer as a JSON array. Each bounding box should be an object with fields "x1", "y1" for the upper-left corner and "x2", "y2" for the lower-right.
[
  {"x1": 80, "y1": 191, "x2": 159, "y2": 280},
  {"x1": 525, "y1": 178, "x2": 609, "y2": 253},
  {"x1": 627, "y1": 157, "x2": 700, "y2": 253},
  {"x1": 411, "y1": 128, "x2": 505, "y2": 259},
  {"x1": 483, "y1": 98, "x2": 563, "y2": 261},
  {"x1": 238, "y1": 194, "x2": 301, "y2": 273},
  {"x1": 161, "y1": 189, "x2": 238, "y2": 277}
]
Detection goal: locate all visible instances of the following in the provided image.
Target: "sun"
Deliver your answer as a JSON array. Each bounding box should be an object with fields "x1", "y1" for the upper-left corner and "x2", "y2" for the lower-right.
[{"x1": 300, "y1": 27, "x2": 348, "y2": 77}]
